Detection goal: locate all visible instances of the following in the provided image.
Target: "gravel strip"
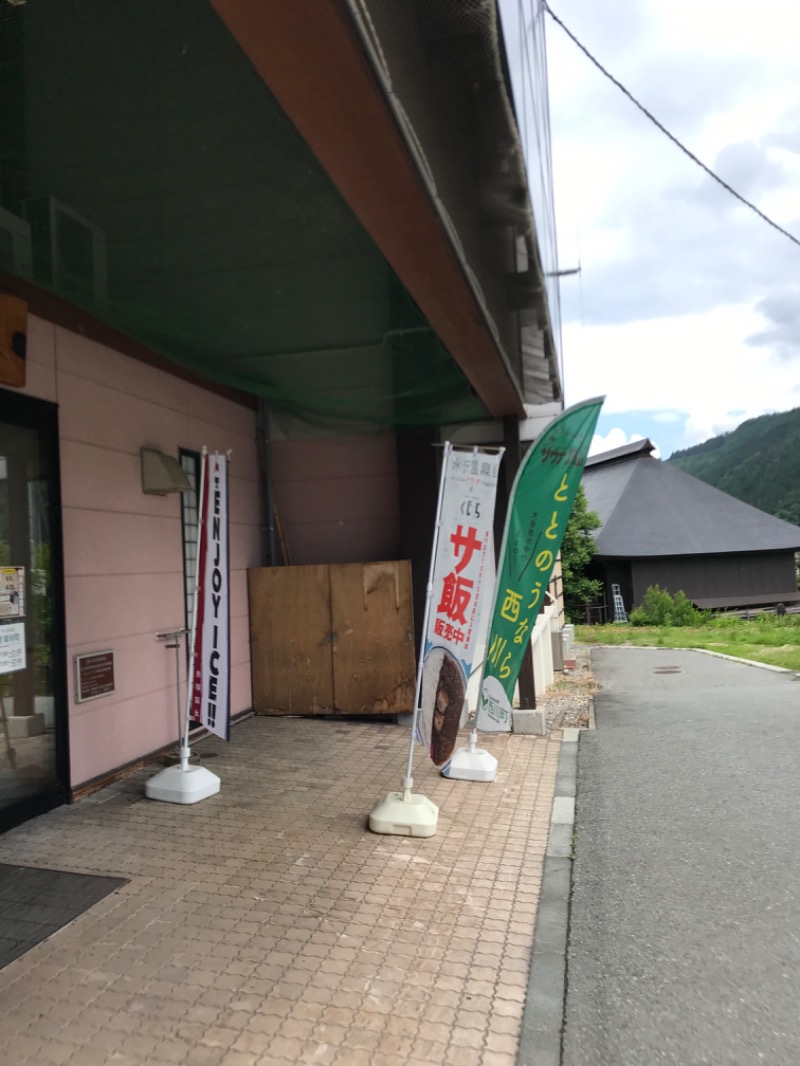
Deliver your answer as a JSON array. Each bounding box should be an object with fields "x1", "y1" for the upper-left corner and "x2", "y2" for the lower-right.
[{"x1": 539, "y1": 644, "x2": 597, "y2": 731}]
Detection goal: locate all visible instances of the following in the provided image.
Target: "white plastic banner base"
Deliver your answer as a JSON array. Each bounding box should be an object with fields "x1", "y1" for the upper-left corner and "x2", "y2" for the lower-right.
[
  {"x1": 444, "y1": 745, "x2": 497, "y2": 782},
  {"x1": 443, "y1": 728, "x2": 497, "y2": 781},
  {"x1": 369, "y1": 778, "x2": 438, "y2": 837},
  {"x1": 145, "y1": 764, "x2": 220, "y2": 805}
]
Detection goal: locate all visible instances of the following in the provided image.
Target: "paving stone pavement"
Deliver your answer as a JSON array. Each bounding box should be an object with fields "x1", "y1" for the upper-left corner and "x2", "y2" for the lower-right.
[{"x1": 0, "y1": 716, "x2": 561, "y2": 1066}]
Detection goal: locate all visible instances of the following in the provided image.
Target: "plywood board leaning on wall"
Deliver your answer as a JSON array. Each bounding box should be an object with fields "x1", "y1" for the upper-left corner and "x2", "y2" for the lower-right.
[
  {"x1": 330, "y1": 560, "x2": 415, "y2": 715},
  {"x1": 248, "y1": 561, "x2": 415, "y2": 716},
  {"x1": 248, "y1": 564, "x2": 334, "y2": 714}
]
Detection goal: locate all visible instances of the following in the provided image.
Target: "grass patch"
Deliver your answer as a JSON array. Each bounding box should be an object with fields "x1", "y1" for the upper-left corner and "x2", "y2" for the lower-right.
[{"x1": 574, "y1": 616, "x2": 800, "y2": 671}]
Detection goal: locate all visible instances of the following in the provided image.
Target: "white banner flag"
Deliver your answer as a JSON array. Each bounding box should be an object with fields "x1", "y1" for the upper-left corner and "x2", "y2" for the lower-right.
[
  {"x1": 189, "y1": 452, "x2": 231, "y2": 741},
  {"x1": 416, "y1": 447, "x2": 502, "y2": 768}
]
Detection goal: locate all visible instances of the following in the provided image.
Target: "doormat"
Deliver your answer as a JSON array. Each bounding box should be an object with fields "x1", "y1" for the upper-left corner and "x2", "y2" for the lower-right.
[{"x1": 0, "y1": 863, "x2": 127, "y2": 970}]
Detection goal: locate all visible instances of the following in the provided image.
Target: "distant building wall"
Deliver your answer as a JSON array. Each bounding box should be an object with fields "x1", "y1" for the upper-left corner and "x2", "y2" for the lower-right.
[
  {"x1": 631, "y1": 553, "x2": 798, "y2": 608},
  {"x1": 595, "y1": 560, "x2": 633, "y2": 619}
]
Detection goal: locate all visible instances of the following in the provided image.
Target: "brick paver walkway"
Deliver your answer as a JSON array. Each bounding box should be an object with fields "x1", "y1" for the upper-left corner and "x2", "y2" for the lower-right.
[{"x1": 0, "y1": 716, "x2": 560, "y2": 1066}]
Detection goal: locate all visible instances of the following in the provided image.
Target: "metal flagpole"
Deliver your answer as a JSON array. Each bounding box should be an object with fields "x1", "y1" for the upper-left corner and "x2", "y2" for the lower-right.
[
  {"x1": 145, "y1": 446, "x2": 220, "y2": 804},
  {"x1": 445, "y1": 445, "x2": 504, "y2": 780},
  {"x1": 404, "y1": 440, "x2": 452, "y2": 790},
  {"x1": 417, "y1": 443, "x2": 503, "y2": 783},
  {"x1": 369, "y1": 442, "x2": 451, "y2": 837},
  {"x1": 172, "y1": 630, "x2": 184, "y2": 744}
]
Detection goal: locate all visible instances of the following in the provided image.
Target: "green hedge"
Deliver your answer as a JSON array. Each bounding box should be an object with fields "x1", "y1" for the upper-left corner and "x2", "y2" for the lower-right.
[{"x1": 629, "y1": 585, "x2": 703, "y2": 627}]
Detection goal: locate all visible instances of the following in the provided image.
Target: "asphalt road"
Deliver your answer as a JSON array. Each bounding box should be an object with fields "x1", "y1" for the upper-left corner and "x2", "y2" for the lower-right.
[{"x1": 563, "y1": 647, "x2": 800, "y2": 1066}]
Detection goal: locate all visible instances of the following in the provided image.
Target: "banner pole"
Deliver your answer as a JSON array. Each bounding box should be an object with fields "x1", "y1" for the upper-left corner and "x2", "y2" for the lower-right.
[
  {"x1": 402, "y1": 440, "x2": 452, "y2": 794},
  {"x1": 173, "y1": 630, "x2": 184, "y2": 747},
  {"x1": 145, "y1": 446, "x2": 221, "y2": 805},
  {"x1": 182, "y1": 446, "x2": 208, "y2": 773},
  {"x1": 462, "y1": 447, "x2": 481, "y2": 760},
  {"x1": 443, "y1": 446, "x2": 505, "y2": 782},
  {"x1": 368, "y1": 442, "x2": 451, "y2": 836}
]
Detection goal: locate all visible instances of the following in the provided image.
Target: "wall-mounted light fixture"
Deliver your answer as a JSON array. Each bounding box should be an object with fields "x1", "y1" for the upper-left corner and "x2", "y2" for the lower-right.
[{"x1": 141, "y1": 448, "x2": 192, "y2": 495}]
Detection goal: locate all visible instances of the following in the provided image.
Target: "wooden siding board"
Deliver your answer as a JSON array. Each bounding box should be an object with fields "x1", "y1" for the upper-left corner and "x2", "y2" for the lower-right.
[
  {"x1": 248, "y1": 565, "x2": 334, "y2": 714},
  {"x1": 630, "y1": 553, "x2": 799, "y2": 606}
]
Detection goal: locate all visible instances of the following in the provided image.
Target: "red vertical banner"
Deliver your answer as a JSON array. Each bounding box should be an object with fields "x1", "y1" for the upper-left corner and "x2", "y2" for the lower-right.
[{"x1": 189, "y1": 452, "x2": 231, "y2": 741}]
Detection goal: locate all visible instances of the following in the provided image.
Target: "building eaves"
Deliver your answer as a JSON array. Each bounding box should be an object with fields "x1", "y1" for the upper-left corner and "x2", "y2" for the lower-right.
[
  {"x1": 585, "y1": 439, "x2": 655, "y2": 468},
  {"x1": 210, "y1": 0, "x2": 560, "y2": 418}
]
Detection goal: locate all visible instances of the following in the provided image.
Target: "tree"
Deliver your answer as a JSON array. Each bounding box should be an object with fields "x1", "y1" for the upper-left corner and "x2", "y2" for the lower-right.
[
  {"x1": 776, "y1": 489, "x2": 800, "y2": 526},
  {"x1": 561, "y1": 485, "x2": 603, "y2": 621}
]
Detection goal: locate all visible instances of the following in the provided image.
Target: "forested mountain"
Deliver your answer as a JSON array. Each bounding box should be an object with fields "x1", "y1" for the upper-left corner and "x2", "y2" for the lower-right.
[{"x1": 668, "y1": 408, "x2": 800, "y2": 525}]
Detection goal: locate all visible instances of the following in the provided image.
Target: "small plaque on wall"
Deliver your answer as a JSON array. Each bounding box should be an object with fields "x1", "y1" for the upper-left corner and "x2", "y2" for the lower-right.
[{"x1": 75, "y1": 650, "x2": 115, "y2": 703}]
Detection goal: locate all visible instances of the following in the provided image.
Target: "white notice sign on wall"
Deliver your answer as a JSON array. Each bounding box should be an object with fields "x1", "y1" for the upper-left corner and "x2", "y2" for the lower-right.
[
  {"x1": 0, "y1": 623, "x2": 26, "y2": 675},
  {"x1": 0, "y1": 567, "x2": 24, "y2": 619}
]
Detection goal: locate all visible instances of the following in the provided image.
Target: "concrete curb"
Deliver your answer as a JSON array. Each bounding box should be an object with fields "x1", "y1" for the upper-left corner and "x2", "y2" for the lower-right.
[
  {"x1": 517, "y1": 727, "x2": 580, "y2": 1066},
  {"x1": 687, "y1": 647, "x2": 799, "y2": 674},
  {"x1": 587, "y1": 643, "x2": 798, "y2": 675}
]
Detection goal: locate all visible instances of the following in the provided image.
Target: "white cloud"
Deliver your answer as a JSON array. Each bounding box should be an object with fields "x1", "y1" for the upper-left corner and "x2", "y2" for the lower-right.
[
  {"x1": 590, "y1": 428, "x2": 660, "y2": 458},
  {"x1": 652, "y1": 412, "x2": 682, "y2": 424},
  {"x1": 563, "y1": 305, "x2": 800, "y2": 448},
  {"x1": 539, "y1": 0, "x2": 800, "y2": 453},
  {"x1": 590, "y1": 428, "x2": 634, "y2": 455}
]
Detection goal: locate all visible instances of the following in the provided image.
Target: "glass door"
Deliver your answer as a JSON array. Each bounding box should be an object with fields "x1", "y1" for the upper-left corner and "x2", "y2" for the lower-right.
[{"x1": 0, "y1": 390, "x2": 67, "y2": 832}]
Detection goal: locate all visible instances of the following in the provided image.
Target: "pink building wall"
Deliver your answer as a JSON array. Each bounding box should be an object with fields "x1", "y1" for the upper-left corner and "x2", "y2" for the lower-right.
[
  {"x1": 271, "y1": 433, "x2": 400, "y2": 565},
  {"x1": 21, "y1": 315, "x2": 262, "y2": 788}
]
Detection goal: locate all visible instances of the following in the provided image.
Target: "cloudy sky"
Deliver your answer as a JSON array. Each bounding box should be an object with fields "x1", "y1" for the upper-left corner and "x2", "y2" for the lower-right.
[{"x1": 521, "y1": 0, "x2": 800, "y2": 457}]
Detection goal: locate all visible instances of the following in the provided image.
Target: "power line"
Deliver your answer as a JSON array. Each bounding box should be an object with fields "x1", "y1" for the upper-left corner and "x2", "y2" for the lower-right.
[{"x1": 541, "y1": 0, "x2": 800, "y2": 251}]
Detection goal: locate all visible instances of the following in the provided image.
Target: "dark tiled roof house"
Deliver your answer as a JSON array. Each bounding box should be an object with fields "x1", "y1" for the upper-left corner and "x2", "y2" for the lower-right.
[{"x1": 582, "y1": 439, "x2": 800, "y2": 616}]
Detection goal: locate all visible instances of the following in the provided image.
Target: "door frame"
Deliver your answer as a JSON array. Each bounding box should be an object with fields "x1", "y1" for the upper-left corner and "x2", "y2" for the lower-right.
[{"x1": 0, "y1": 388, "x2": 70, "y2": 832}]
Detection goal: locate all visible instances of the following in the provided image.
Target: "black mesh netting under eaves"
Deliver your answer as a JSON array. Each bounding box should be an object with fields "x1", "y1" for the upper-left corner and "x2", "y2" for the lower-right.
[{"x1": 0, "y1": 0, "x2": 492, "y2": 430}]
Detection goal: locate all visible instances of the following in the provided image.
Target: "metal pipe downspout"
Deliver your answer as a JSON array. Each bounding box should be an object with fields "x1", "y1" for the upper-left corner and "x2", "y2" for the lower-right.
[{"x1": 258, "y1": 398, "x2": 277, "y2": 567}]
